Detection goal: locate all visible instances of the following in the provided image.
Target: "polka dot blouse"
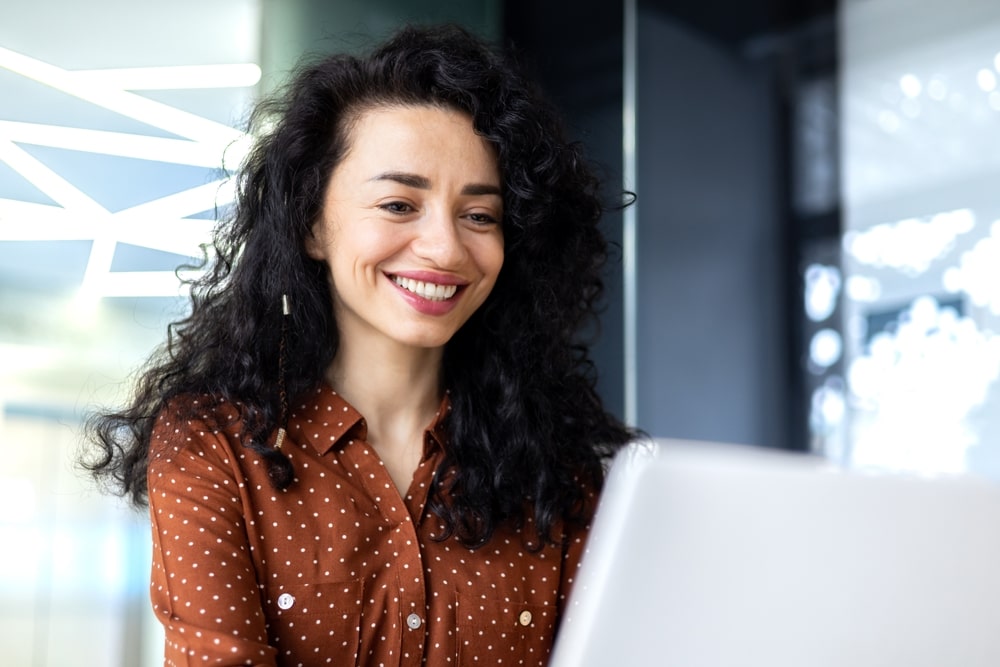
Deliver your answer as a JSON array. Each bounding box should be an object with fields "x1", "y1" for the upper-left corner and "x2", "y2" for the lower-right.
[{"x1": 147, "y1": 384, "x2": 591, "y2": 666}]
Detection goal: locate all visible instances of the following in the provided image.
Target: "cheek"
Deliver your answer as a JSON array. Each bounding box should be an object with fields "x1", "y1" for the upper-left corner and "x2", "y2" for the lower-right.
[
  {"x1": 476, "y1": 233, "x2": 505, "y2": 283},
  {"x1": 487, "y1": 255, "x2": 504, "y2": 287},
  {"x1": 328, "y1": 230, "x2": 401, "y2": 284}
]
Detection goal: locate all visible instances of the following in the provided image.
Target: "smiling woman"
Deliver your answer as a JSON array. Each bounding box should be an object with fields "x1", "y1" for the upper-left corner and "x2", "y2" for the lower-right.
[
  {"x1": 82, "y1": 24, "x2": 634, "y2": 667},
  {"x1": 307, "y1": 105, "x2": 506, "y2": 490}
]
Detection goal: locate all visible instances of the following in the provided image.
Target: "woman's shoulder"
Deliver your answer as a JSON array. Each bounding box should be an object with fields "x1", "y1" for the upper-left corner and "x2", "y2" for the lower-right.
[{"x1": 148, "y1": 393, "x2": 245, "y2": 469}]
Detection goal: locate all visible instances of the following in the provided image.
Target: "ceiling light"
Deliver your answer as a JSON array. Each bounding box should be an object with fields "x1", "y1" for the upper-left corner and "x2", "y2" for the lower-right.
[
  {"x1": 899, "y1": 74, "x2": 922, "y2": 98},
  {"x1": 977, "y1": 68, "x2": 997, "y2": 92}
]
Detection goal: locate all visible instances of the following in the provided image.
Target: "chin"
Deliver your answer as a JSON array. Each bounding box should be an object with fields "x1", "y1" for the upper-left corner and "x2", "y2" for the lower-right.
[
  {"x1": 411, "y1": 336, "x2": 457, "y2": 350},
  {"x1": 393, "y1": 329, "x2": 459, "y2": 350}
]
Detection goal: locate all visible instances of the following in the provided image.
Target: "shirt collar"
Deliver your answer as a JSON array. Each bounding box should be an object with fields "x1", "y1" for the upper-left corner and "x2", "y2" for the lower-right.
[
  {"x1": 288, "y1": 383, "x2": 450, "y2": 458},
  {"x1": 423, "y1": 392, "x2": 451, "y2": 460}
]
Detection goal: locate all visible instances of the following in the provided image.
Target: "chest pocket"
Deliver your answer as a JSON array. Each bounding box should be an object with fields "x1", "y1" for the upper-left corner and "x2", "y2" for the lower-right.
[
  {"x1": 265, "y1": 579, "x2": 362, "y2": 665},
  {"x1": 456, "y1": 591, "x2": 558, "y2": 667}
]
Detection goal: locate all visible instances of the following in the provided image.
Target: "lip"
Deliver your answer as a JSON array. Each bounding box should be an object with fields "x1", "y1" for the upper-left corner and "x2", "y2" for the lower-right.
[{"x1": 385, "y1": 271, "x2": 467, "y2": 316}]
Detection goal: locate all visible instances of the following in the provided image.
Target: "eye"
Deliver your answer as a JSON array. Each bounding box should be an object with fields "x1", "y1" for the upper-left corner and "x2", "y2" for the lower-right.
[
  {"x1": 465, "y1": 211, "x2": 500, "y2": 226},
  {"x1": 379, "y1": 201, "x2": 416, "y2": 215}
]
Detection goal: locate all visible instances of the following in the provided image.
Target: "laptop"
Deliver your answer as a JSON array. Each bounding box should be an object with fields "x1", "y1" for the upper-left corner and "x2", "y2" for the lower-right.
[{"x1": 550, "y1": 439, "x2": 1000, "y2": 667}]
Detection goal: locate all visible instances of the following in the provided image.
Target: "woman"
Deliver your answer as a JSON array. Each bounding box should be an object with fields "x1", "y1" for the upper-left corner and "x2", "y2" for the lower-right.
[{"x1": 85, "y1": 24, "x2": 632, "y2": 666}]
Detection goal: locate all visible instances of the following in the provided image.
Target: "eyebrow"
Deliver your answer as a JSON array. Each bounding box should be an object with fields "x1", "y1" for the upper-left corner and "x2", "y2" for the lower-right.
[{"x1": 370, "y1": 171, "x2": 501, "y2": 197}]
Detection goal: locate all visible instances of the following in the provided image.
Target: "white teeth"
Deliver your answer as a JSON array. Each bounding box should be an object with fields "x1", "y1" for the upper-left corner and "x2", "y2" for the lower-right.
[{"x1": 392, "y1": 276, "x2": 458, "y2": 301}]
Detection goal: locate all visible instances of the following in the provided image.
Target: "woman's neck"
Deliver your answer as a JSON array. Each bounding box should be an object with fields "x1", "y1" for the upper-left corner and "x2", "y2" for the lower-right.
[
  {"x1": 325, "y1": 336, "x2": 444, "y2": 491},
  {"x1": 328, "y1": 324, "x2": 443, "y2": 402}
]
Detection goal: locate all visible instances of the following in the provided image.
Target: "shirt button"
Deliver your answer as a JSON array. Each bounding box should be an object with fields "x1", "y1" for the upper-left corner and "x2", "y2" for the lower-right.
[
  {"x1": 518, "y1": 610, "x2": 533, "y2": 626},
  {"x1": 277, "y1": 593, "x2": 295, "y2": 610},
  {"x1": 406, "y1": 613, "x2": 422, "y2": 630}
]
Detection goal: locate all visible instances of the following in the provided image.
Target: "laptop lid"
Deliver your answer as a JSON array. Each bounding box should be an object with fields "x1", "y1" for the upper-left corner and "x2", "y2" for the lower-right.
[{"x1": 551, "y1": 439, "x2": 1000, "y2": 667}]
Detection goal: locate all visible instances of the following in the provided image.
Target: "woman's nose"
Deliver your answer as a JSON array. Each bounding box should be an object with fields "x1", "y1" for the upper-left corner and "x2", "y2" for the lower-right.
[{"x1": 411, "y1": 209, "x2": 469, "y2": 267}]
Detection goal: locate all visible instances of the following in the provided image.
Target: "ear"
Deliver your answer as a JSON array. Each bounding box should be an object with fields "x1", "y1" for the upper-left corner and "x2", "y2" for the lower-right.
[{"x1": 304, "y1": 221, "x2": 326, "y2": 261}]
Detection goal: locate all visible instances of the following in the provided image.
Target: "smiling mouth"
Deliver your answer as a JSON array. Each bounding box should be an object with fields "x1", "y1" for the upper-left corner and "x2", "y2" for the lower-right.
[{"x1": 391, "y1": 275, "x2": 460, "y2": 301}]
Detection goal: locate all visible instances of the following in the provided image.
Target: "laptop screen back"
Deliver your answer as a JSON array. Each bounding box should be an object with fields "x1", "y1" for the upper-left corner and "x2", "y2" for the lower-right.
[{"x1": 551, "y1": 439, "x2": 1000, "y2": 667}]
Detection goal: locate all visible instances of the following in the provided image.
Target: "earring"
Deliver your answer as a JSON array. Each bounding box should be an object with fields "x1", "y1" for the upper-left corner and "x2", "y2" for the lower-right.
[{"x1": 275, "y1": 293, "x2": 291, "y2": 449}]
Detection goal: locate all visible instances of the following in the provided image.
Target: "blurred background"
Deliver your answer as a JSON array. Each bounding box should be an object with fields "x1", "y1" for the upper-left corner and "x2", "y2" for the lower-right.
[{"x1": 2, "y1": 0, "x2": 999, "y2": 664}]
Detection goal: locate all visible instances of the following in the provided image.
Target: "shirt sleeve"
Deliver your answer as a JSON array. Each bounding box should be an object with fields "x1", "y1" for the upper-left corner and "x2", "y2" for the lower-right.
[{"x1": 147, "y1": 411, "x2": 276, "y2": 667}]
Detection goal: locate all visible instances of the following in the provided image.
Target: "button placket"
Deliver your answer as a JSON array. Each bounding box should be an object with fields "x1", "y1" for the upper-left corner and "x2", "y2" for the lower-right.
[
  {"x1": 396, "y1": 518, "x2": 428, "y2": 659},
  {"x1": 353, "y1": 440, "x2": 428, "y2": 662}
]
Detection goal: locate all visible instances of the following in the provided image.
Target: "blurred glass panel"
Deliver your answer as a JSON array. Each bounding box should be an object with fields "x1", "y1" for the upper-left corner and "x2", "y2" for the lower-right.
[
  {"x1": 840, "y1": 0, "x2": 1000, "y2": 477},
  {"x1": 0, "y1": 1, "x2": 260, "y2": 665}
]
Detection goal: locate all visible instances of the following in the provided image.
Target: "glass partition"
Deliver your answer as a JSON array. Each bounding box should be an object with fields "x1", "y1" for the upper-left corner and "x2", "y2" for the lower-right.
[
  {"x1": 0, "y1": 2, "x2": 261, "y2": 663},
  {"x1": 839, "y1": 0, "x2": 1000, "y2": 477}
]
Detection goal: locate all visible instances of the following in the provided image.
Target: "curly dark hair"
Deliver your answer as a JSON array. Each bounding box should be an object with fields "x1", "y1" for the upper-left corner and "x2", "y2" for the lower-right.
[{"x1": 83, "y1": 24, "x2": 633, "y2": 547}]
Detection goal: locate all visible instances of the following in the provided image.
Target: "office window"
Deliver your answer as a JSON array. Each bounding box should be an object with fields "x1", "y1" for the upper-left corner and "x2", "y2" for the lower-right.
[
  {"x1": 0, "y1": 2, "x2": 260, "y2": 664},
  {"x1": 840, "y1": 0, "x2": 1000, "y2": 477}
]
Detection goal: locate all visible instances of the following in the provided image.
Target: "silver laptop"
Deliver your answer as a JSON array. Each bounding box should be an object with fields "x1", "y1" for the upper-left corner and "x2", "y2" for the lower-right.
[{"x1": 551, "y1": 439, "x2": 1000, "y2": 667}]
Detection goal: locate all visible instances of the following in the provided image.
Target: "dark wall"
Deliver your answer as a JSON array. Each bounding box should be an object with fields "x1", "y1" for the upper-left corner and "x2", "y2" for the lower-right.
[
  {"x1": 634, "y1": 9, "x2": 788, "y2": 447},
  {"x1": 503, "y1": 1, "x2": 837, "y2": 449}
]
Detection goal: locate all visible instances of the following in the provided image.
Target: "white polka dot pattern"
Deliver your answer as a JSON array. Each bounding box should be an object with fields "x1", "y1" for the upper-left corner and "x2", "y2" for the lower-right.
[{"x1": 146, "y1": 385, "x2": 592, "y2": 666}]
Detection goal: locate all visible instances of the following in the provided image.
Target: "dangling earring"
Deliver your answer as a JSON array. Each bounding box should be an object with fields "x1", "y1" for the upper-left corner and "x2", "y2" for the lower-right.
[{"x1": 275, "y1": 293, "x2": 290, "y2": 450}]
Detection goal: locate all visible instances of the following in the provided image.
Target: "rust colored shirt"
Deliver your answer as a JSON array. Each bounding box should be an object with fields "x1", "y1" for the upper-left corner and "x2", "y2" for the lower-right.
[{"x1": 147, "y1": 384, "x2": 589, "y2": 667}]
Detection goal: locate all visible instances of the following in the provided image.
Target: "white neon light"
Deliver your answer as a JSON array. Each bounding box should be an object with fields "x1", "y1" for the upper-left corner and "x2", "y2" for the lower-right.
[
  {"x1": 81, "y1": 236, "x2": 118, "y2": 295},
  {"x1": 0, "y1": 46, "x2": 252, "y2": 297},
  {"x1": 0, "y1": 46, "x2": 243, "y2": 145},
  {"x1": 115, "y1": 179, "x2": 236, "y2": 222},
  {"x1": 111, "y1": 224, "x2": 213, "y2": 258},
  {"x1": 0, "y1": 139, "x2": 107, "y2": 214},
  {"x1": 0, "y1": 199, "x2": 80, "y2": 235},
  {"x1": 71, "y1": 64, "x2": 262, "y2": 90},
  {"x1": 0, "y1": 199, "x2": 214, "y2": 256},
  {"x1": 0, "y1": 121, "x2": 231, "y2": 167}
]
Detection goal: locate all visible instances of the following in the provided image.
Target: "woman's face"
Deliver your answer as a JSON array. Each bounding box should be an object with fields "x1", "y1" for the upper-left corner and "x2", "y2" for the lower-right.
[{"x1": 307, "y1": 104, "x2": 504, "y2": 354}]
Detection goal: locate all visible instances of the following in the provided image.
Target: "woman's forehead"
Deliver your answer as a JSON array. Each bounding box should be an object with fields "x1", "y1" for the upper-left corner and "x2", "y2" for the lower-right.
[{"x1": 334, "y1": 104, "x2": 500, "y2": 185}]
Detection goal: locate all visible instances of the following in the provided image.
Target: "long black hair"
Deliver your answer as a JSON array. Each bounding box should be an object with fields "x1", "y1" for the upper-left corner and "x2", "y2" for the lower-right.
[{"x1": 83, "y1": 24, "x2": 633, "y2": 547}]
